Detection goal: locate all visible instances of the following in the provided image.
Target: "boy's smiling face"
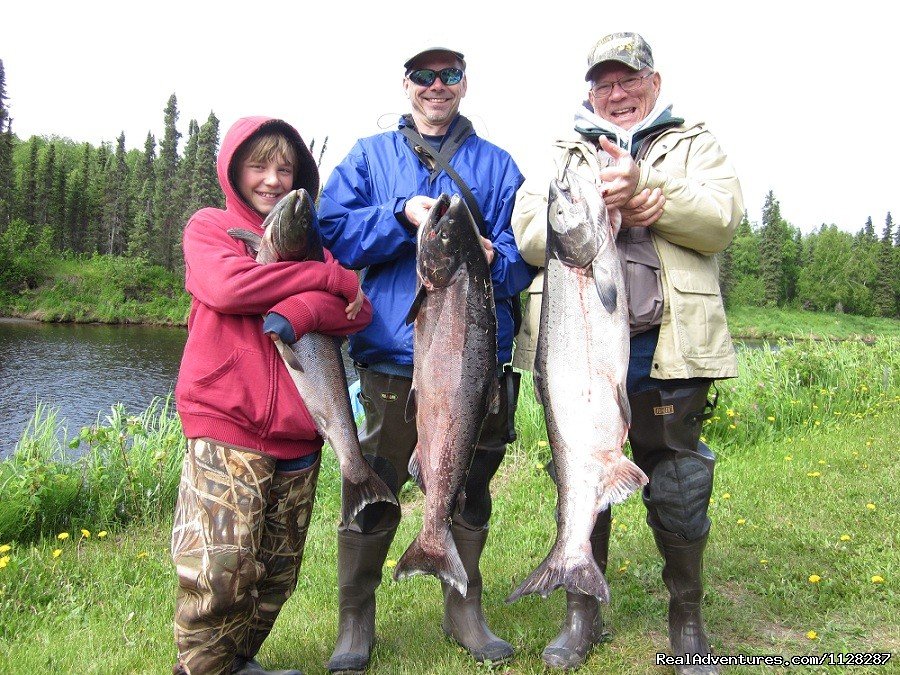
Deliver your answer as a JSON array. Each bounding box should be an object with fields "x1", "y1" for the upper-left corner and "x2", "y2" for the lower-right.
[{"x1": 236, "y1": 153, "x2": 295, "y2": 216}]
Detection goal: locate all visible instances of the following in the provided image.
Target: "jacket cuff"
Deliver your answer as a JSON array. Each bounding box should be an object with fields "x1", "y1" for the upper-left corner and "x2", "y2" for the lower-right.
[
  {"x1": 267, "y1": 296, "x2": 317, "y2": 340},
  {"x1": 329, "y1": 265, "x2": 360, "y2": 303},
  {"x1": 394, "y1": 198, "x2": 416, "y2": 232}
]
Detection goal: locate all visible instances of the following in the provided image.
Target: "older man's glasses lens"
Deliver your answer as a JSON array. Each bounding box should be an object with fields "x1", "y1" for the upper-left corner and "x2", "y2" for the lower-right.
[
  {"x1": 407, "y1": 68, "x2": 464, "y2": 87},
  {"x1": 590, "y1": 72, "x2": 654, "y2": 98}
]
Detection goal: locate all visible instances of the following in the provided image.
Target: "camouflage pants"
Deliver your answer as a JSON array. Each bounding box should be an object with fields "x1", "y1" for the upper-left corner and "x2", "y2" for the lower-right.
[{"x1": 171, "y1": 438, "x2": 319, "y2": 675}]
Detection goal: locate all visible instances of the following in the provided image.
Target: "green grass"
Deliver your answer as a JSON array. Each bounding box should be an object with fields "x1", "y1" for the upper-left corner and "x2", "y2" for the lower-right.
[
  {"x1": 727, "y1": 305, "x2": 900, "y2": 341},
  {"x1": 1, "y1": 253, "x2": 190, "y2": 325},
  {"x1": 1, "y1": 340, "x2": 898, "y2": 673}
]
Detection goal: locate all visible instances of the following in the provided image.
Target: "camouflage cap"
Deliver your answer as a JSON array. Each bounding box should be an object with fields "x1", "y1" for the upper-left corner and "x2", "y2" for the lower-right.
[
  {"x1": 404, "y1": 47, "x2": 466, "y2": 73},
  {"x1": 585, "y1": 32, "x2": 654, "y2": 81}
]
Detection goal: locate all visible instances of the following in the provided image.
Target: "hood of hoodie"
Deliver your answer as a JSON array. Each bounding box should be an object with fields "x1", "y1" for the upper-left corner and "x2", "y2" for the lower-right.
[
  {"x1": 574, "y1": 97, "x2": 682, "y2": 156},
  {"x1": 217, "y1": 116, "x2": 319, "y2": 226}
]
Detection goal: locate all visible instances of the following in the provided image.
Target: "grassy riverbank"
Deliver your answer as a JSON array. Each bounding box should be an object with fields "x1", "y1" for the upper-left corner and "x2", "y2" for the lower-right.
[
  {"x1": 1, "y1": 338, "x2": 898, "y2": 673},
  {"x1": 0, "y1": 253, "x2": 189, "y2": 325}
]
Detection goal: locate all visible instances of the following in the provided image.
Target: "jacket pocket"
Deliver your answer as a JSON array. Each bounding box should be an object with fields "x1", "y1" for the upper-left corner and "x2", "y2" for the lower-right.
[
  {"x1": 667, "y1": 269, "x2": 732, "y2": 357},
  {"x1": 184, "y1": 348, "x2": 267, "y2": 432}
]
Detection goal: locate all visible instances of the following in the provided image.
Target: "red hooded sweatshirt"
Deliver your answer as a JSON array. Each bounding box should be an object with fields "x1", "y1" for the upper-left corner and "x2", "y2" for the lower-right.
[{"x1": 174, "y1": 117, "x2": 372, "y2": 459}]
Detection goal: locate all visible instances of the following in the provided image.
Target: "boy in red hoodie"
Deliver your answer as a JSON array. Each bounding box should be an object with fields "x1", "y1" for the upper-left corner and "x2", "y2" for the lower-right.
[{"x1": 171, "y1": 117, "x2": 372, "y2": 675}]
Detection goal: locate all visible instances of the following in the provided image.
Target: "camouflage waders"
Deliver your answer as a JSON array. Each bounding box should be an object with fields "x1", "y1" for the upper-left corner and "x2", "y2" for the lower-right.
[{"x1": 172, "y1": 438, "x2": 319, "y2": 675}]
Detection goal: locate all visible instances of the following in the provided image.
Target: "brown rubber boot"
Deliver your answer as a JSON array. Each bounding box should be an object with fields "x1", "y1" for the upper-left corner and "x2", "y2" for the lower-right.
[
  {"x1": 441, "y1": 521, "x2": 514, "y2": 664},
  {"x1": 327, "y1": 528, "x2": 396, "y2": 672},
  {"x1": 653, "y1": 527, "x2": 719, "y2": 675},
  {"x1": 542, "y1": 509, "x2": 611, "y2": 669}
]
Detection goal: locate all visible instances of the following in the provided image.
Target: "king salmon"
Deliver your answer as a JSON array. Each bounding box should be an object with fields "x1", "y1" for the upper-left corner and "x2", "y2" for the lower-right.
[
  {"x1": 392, "y1": 194, "x2": 498, "y2": 596},
  {"x1": 507, "y1": 170, "x2": 647, "y2": 604},
  {"x1": 229, "y1": 189, "x2": 397, "y2": 526}
]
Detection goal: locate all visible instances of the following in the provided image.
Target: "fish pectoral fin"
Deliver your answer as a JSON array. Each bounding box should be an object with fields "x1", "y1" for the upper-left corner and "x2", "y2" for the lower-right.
[
  {"x1": 404, "y1": 285, "x2": 428, "y2": 325},
  {"x1": 407, "y1": 449, "x2": 425, "y2": 492},
  {"x1": 488, "y1": 377, "x2": 501, "y2": 415},
  {"x1": 592, "y1": 259, "x2": 618, "y2": 313},
  {"x1": 227, "y1": 227, "x2": 262, "y2": 256},
  {"x1": 276, "y1": 340, "x2": 304, "y2": 373},
  {"x1": 617, "y1": 380, "x2": 631, "y2": 428},
  {"x1": 405, "y1": 387, "x2": 417, "y2": 423}
]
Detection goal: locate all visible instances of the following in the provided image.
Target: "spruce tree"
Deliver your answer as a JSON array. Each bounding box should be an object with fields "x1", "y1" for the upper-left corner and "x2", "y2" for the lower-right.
[
  {"x1": 102, "y1": 133, "x2": 130, "y2": 254},
  {"x1": 152, "y1": 94, "x2": 181, "y2": 269},
  {"x1": 128, "y1": 132, "x2": 156, "y2": 259},
  {"x1": 191, "y1": 111, "x2": 222, "y2": 211},
  {"x1": 0, "y1": 59, "x2": 13, "y2": 229},
  {"x1": 176, "y1": 119, "x2": 199, "y2": 227},
  {"x1": 24, "y1": 138, "x2": 39, "y2": 224},
  {"x1": 875, "y1": 212, "x2": 897, "y2": 317},
  {"x1": 759, "y1": 191, "x2": 785, "y2": 306},
  {"x1": 37, "y1": 143, "x2": 57, "y2": 228},
  {"x1": 863, "y1": 216, "x2": 876, "y2": 243}
]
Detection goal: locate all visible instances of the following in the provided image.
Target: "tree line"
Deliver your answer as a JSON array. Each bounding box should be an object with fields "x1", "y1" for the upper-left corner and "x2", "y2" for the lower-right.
[{"x1": 0, "y1": 58, "x2": 898, "y2": 318}]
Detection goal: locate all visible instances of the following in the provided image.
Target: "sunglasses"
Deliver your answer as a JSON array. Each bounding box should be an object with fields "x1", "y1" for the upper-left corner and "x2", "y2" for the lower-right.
[{"x1": 406, "y1": 67, "x2": 464, "y2": 87}]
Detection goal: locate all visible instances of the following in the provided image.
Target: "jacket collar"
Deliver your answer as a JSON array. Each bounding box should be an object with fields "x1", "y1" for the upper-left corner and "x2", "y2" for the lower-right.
[
  {"x1": 399, "y1": 113, "x2": 476, "y2": 182},
  {"x1": 574, "y1": 100, "x2": 683, "y2": 157}
]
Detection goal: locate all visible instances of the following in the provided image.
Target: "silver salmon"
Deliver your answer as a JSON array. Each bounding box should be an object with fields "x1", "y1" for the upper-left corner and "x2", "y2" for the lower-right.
[
  {"x1": 392, "y1": 194, "x2": 498, "y2": 596},
  {"x1": 229, "y1": 189, "x2": 398, "y2": 526},
  {"x1": 507, "y1": 170, "x2": 647, "y2": 604}
]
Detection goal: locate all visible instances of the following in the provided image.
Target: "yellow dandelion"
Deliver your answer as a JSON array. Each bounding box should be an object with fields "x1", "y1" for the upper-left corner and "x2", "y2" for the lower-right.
[
  {"x1": 807, "y1": 630, "x2": 818, "y2": 640},
  {"x1": 728, "y1": 424, "x2": 736, "y2": 429},
  {"x1": 537, "y1": 440, "x2": 548, "y2": 448},
  {"x1": 385, "y1": 559, "x2": 397, "y2": 568},
  {"x1": 737, "y1": 518, "x2": 746, "y2": 525},
  {"x1": 57, "y1": 532, "x2": 70, "y2": 541},
  {"x1": 865, "y1": 440, "x2": 872, "y2": 447},
  {"x1": 726, "y1": 409, "x2": 735, "y2": 417},
  {"x1": 814, "y1": 421, "x2": 821, "y2": 426},
  {"x1": 860, "y1": 385, "x2": 868, "y2": 392},
  {"x1": 852, "y1": 451, "x2": 859, "y2": 457},
  {"x1": 871, "y1": 576, "x2": 885, "y2": 584},
  {"x1": 52, "y1": 549, "x2": 62, "y2": 558},
  {"x1": 534, "y1": 462, "x2": 544, "y2": 469},
  {"x1": 817, "y1": 460, "x2": 825, "y2": 465},
  {"x1": 866, "y1": 503, "x2": 876, "y2": 510},
  {"x1": 807, "y1": 471, "x2": 821, "y2": 477},
  {"x1": 137, "y1": 552, "x2": 149, "y2": 559},
  {"x1": 766, "y1": 416, "x2": 775, "y2": 422},
  {"x1": 722, "y1": 493, "x2": 731, "y2": 500},
  {"x1": 0, "y1": 555, "x2": 10, "y2": 569},
  {"x1": 708, "y1": 498, "x2": 716, "y2": 505},
  {"x1": 784, "y1": 455, "x2": 793, "y2": 461},
  {"x1": 760, "y1": 559, "x2": 769, "y2": 564},
  {"x1": 98, "y1": 531, "x2": 108, "y2": 539},
  {"x1": 80, "y1": 529, "x2": 91, "y2": 538},
  {"x1": 808, "y1": 574, "x2": 821, "y2": 584},
  {"x1": 699, "y1": 436, "x2": 707, "y2": 443},
  {"x1": 812, "y1": 404, "x2": 819, "y2": 410},
  {"x1": 618, "y1": 524, "x2": 628, "y2": 532},
  {"x1": 618, "y1": 565, "x2": 628, "y2": 572},
  {"x1": 840, "y1": 535, "x2": 851, "y2": 541},
  {"x1": 0, "y1": 544, "x2": 11, "y2": 554}
]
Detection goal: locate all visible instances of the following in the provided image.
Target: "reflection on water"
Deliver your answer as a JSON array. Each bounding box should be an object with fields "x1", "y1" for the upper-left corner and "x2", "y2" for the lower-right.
[
  {"x1": 0, "y1": 318, "x2": 188, "y2": 457},
  {"x1": 0, "y1": 318, "x2": 360, "y2": 457}
]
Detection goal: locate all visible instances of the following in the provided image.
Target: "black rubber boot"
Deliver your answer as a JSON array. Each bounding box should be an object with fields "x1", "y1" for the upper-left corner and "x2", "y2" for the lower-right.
[
  {"x1": 542, "y1": 509, "x2": 611, "y2": 670},
  {"x1": 441, "y1": 521, "x2": 514, "y2": 664},
  {"x1": 654, "y1": 528, "x2": 719, "y2": 675},
  {"x1": 327, "y1": 528, "x2": 396, "y2": 673}
]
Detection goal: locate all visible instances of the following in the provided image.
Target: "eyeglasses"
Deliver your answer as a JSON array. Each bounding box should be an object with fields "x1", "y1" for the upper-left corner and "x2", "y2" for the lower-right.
[
  {"x1": 590, "y1": 71, "x2": 654, "y2": 98},
  {"x1": 407, "y1": 67, "x2": 464, "y2": 87}
]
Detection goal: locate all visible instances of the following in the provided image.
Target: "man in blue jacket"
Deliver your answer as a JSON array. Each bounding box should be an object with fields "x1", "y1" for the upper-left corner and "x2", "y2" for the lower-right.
[{"x1": 318, "y1": 45, "x2": 534, "y2": 672}]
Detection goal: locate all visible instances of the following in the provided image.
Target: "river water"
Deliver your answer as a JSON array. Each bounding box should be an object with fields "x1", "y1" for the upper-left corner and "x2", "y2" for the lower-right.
[{"x1": 0, "y1": 318, "x2": 362, "y2": 458}]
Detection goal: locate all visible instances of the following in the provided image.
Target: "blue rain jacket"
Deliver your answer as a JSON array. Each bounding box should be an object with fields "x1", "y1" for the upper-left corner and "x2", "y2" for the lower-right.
[{"x1": 318, "y1": 115, "x2": 534, "y2": 368}]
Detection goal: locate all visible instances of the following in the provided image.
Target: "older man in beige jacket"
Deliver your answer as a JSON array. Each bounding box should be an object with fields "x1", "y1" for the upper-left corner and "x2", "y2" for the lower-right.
[{"x1": 512, "y1": 32, "x2": 742, "y2": 674}]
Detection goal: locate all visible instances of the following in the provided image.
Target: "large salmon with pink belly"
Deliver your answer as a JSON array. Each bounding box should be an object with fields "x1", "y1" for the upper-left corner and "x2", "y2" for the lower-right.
[
  {"x1": 507, "y1": 170, "x2": 648, "y2": 604},
  {"x1": 392, "y1": 194, "x2": 498, "y2": 597}
]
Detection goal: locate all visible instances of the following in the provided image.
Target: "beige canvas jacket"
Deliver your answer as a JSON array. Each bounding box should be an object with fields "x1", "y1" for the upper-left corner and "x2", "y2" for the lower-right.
[{"x1": 512, "y1": 119, "x2": 743, "y2": 380}]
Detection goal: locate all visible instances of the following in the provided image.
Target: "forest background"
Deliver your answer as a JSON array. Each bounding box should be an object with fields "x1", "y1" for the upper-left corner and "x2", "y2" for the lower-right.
[{"x1": 0, "y1": 58, "x2": 898, "y2": 322}]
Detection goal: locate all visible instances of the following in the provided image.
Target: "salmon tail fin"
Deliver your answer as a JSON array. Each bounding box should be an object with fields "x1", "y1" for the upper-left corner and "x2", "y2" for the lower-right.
[
  {"x1": 506, "y1": 543, "x2": 610, "y2": 604},
  {"x1": 340, "y1": 469, "x2": 399, "y2": 526},
  {"x1": 393, "y1": 528, "x2": 468, "y2": 596},
  {"x1": 600, "y1": 456, "x2": 649, "y2": 511}
]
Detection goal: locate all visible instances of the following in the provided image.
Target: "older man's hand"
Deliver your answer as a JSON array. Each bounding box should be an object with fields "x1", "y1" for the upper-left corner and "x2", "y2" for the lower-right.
[
  {"x1": 598, "y1": 137, "x2": 640, "y2": 208},
  {"x1": 620, "y1": 187, "x2": 665, "y2": 228}
]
